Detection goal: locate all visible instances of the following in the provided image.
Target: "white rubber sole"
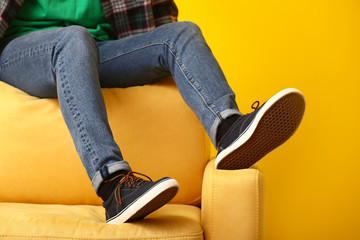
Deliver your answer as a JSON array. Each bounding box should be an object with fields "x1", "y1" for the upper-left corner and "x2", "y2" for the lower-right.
[
  {"x1": 215, "y1": 88, "x2": 306, "y2": 169},
  {"x1": 107, "y1": 178, "x2": 179, "y2": 224}
]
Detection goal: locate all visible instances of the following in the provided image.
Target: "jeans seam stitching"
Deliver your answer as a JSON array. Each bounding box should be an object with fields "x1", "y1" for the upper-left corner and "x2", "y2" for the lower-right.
[
  {"x1": 56, "y1": 48, "x2": 100, "y2": 172},
  {"x1": 162, "y1": 41, "x2": 223, "y2": 122},
  {"x1": 0, "y1": 43, "x2": 54, "y2": 69},
  {"x1": 100, "y1": 42, "x2": 164, "y2": 64}
]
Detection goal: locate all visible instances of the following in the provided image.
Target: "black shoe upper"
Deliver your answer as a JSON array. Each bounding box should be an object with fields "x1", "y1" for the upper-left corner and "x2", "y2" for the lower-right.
[
  {"x1": 216, "y1": 103, "x2": 265, "y2": 156},
  {"x1": 215, "y1": 114, "x2": 241, "y2": 144},
  {"x1": 102, "y1": 171, "x2": 173, "y2": 222}
]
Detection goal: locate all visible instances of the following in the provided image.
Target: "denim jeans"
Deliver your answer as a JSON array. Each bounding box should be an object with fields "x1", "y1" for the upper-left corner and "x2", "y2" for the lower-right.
[{"x1": 0, "y1": 22, "x2": 241, "y2": 193}]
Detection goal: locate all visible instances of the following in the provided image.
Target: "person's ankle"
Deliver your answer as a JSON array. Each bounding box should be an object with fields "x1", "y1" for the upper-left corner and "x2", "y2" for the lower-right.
[
  {"x1": 98, "y1": 170, "x2": 128, "y2": 201},
  {"x1": 216, "y1": 114, "x2": 241, "y2": 145}
]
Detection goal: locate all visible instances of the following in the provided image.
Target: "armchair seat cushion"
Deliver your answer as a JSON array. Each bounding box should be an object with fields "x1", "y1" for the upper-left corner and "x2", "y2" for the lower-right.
[{"x1": 0, "y1": 203, "x2": 203, "y2": 240}]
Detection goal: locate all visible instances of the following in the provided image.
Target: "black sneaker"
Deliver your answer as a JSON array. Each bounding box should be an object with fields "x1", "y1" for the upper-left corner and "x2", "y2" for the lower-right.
[
  {"x1": 103, "y1": 171, "x2": 179, "y2": 224},
  {"x1": 215, "y1": 88, "x2": 306, "y2": 169}
]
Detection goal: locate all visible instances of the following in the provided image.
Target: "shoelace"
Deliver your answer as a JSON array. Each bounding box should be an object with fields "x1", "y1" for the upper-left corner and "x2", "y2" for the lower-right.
[
  {"x1": 251, "y1": 101, "x2": 260, "y2": 110},
  {"x1": 105, "y1": 171, "x2": 153, "y2": 206}
]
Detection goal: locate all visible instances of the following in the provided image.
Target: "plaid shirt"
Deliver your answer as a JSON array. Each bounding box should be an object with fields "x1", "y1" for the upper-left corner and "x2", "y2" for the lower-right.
[{"x1": 0, "y1": 0, "x2": 178, "y2": 40}]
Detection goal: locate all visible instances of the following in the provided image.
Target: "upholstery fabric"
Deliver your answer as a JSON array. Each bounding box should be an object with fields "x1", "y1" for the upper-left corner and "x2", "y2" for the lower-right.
[
  {"x1": 201, "y1": 159, "x2": 264, "y2": 240},
  {"x1": 0, "y1": 203, "x2": 203, "y2": 240},
  {"x1": 0, "y1": 78, "x2": 210, "y2": 206},
  {"x1": 0, "y1": 77, "x2": 264, "y2": 239}
]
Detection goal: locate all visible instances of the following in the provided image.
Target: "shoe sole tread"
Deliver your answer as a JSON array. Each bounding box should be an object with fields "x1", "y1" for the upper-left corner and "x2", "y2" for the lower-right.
[{"x1": 216, "y1": 89, "x2": 306, "y2": 169}]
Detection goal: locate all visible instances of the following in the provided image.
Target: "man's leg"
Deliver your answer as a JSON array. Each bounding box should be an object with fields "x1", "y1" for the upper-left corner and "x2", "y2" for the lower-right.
[
  {"x1": 98, "y1": 21, "x2": 241, "y2": 147},
  {"x1": 0, "y1": 26, "x2": 133, "y2": 188},
  {"x1": 97, "y1": 21, "x2": 305, "y2": 170},
  {"x1": 0, "y1": 26, "x2": 179, "y2": 224}
]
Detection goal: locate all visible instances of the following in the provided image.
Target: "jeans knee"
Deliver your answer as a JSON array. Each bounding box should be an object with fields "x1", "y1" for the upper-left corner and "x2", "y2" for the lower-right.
[
  {"x1": 59, "y1": 25, "x2": 93, "y2": 41},
  {"x1": 56, "y1": 26, "x2": 99, "y2": 59},
  {"x1": 162, "y1": 21, "x2": 205, "y2": 50},
  {"x1": 172, "y1": 21, "x2": 202, "y2": 38},
  {"x1": 178, "y1": 21, "x2": 202, "y2": 34}
]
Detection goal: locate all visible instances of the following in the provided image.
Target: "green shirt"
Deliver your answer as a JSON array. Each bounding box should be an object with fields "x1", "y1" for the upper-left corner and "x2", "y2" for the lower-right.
[{"x1": 1, "y1": 0, "x2": 116, "y2": 45}]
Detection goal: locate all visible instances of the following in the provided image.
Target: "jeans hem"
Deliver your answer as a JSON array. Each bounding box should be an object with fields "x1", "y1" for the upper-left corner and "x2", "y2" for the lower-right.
[
  {"x1": 210, "y1": 109, "x2": 242, "y2": 147},
  {"x1": 92, "y1": 161, "x2": 132, "y2": 194}
]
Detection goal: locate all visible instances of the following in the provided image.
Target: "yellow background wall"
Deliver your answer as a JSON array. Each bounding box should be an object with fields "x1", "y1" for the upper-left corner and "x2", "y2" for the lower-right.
[{"x1": 177, "y1": 0, "x2": 360, "y2": 239}]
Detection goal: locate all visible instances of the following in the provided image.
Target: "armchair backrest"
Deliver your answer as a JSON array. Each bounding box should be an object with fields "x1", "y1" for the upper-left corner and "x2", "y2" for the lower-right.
[{"x1": 0, "y1": 78, "x2": 210, "y2": 206}]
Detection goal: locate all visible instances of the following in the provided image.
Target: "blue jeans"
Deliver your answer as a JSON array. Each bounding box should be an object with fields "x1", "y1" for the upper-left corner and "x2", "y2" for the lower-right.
[{"x1": 0, "y1": 22, "x2": 241, "y2": 193}]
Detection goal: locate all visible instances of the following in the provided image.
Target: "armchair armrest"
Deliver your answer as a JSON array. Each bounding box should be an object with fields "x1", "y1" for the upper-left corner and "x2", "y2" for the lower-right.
[{"x1": 201, "y1": 159, "x2": 264, "y2": 240}]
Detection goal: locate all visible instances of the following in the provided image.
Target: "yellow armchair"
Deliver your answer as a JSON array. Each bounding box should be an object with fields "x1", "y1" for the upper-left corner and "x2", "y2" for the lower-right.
[{"x1": 0, "y1": 78, "x2": 264, "y2": 240}]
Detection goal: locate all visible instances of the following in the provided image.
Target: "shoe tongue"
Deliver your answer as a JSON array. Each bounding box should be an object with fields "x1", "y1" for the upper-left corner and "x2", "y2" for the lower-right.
[{"x1": 98, "y1": 170, "x2": 129, "y2": 201}]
